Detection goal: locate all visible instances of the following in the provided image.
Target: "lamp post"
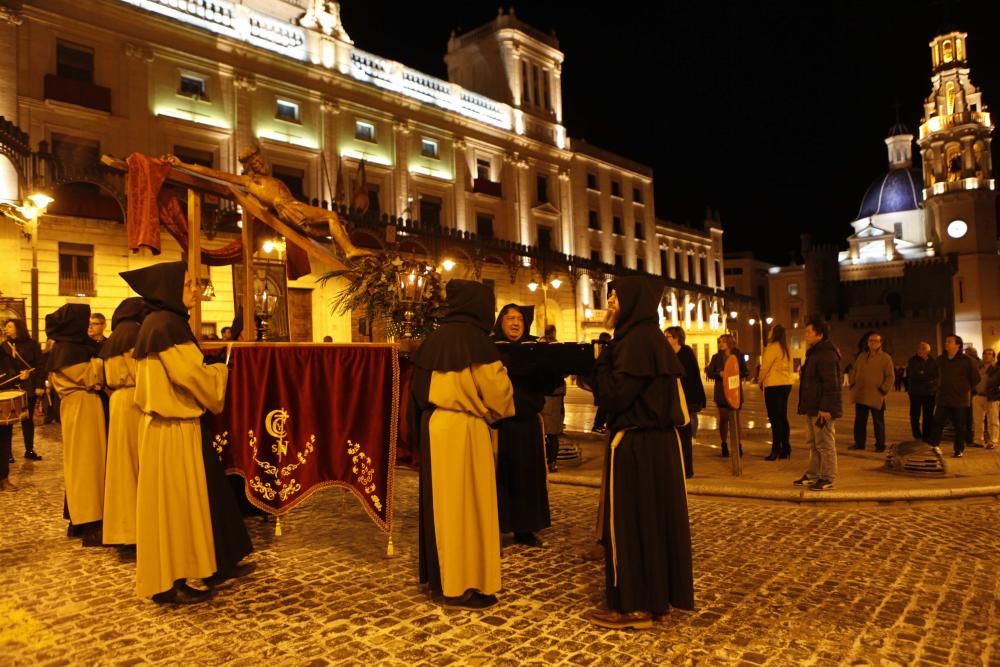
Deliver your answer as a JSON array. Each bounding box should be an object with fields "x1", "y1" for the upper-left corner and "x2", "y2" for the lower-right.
[
  {"x1": 1, "y1": 192, "x2": 53, "y2": 340},
  {"x1": 527, "y1": 276, "x2": 561, "y2": 332},
  {"x1": 747, "y1": 316, "x2": 773, "y2": 370}
]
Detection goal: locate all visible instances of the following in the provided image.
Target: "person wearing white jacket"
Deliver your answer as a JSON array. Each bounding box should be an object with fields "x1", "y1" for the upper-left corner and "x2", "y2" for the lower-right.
[{"x1": 759, "y1": 325, "x2": 795, "y2": 460}]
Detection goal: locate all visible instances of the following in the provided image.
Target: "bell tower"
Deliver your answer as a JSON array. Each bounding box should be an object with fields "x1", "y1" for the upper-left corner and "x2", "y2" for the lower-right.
[{"x1": 917, "y1": 31, "x2": 1000, "y2": 352}]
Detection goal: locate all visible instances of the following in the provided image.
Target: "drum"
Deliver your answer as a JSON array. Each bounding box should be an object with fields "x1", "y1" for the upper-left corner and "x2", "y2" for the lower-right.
[{"x1": 0, "y1": 390, "x2": 28, "y2": 425}]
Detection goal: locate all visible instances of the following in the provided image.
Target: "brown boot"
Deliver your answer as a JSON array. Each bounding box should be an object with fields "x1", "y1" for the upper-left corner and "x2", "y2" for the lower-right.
[{"x1": 585, "y1": 609, "x2": 653, "y2": 630}]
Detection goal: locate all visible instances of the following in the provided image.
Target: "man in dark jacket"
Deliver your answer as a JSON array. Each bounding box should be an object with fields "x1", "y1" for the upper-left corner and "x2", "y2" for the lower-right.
[
  {"x1": 928, "y1": 335, "x2": 981, "y2": 457},
  {"x1": 794, "y1": 316, "x2": 842, "y2": 491},
  {"x1": 906, "y1": 342, "x2": 938, "y2": 440}
]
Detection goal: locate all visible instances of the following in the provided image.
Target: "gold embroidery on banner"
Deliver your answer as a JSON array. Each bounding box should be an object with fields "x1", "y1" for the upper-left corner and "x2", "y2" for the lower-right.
[
  {"x1": 248, "y1": 411, "x2": 317, "y2": 504},
  {"x1": 347, "y1": 440, "x2": 383, "y2": 512},
  {"x1": 265, "y1": 408, "x2": 290, "y2": 461},
  {"x1": 212, "y1": 431, "x2": 229, "y2": 460}
]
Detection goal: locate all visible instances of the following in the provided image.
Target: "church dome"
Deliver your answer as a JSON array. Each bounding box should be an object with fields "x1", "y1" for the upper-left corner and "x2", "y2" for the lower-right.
[{"x1": 856, "y1": 168, "x2": 923, "y2": 220}]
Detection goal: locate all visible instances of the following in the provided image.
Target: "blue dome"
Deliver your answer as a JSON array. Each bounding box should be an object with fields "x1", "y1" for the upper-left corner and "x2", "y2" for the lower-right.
[{"x1": 856, "y1": 168, "x2": 923, "y2": 220}]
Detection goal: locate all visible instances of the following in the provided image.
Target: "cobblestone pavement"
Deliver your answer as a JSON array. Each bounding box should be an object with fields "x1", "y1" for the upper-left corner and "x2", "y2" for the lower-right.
[{"x1": 2, "y1": 424, "x2": 999, "y2": 666}]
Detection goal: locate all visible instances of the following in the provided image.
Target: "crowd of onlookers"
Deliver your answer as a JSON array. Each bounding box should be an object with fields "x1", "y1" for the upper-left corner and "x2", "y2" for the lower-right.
[{"x1": 588, "y1": 321, "x2": 1000, "y2": 491}]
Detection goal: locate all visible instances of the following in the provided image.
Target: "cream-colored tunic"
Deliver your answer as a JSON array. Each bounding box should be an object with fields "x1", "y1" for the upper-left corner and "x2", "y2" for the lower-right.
[
  {"x1": 102, "y1": 351, "x2": 142, "y2": 545},
  {"x1": 428, "y1": 360, "x2": 514, "y2": 597},
  {"x1": 134, "y1": 342, "x2": 228, "y2": 598},
  {"x1": 51, "y1": 359, "x2": 106, "y2": 525}
]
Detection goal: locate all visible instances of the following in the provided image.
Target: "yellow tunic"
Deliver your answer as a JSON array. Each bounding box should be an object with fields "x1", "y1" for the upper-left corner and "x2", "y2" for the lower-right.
[
  {"x1": 428, "y1": 360, "x2": 515, "y2": 597},
  {"x1": 51, "y1": 359, "x2": 106, "y2": 525},
  {"x1": 102, "y1": 351, "x2": 142, "y2": 545},
  {"x1": 134, "y1": 342, "x2": 228, "y2": 598}
]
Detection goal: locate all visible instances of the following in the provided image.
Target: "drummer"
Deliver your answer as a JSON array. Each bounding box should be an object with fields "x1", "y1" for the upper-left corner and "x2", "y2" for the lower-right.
[{"x1": 0, "y1": 348, "x2": 19, "y2": 490}]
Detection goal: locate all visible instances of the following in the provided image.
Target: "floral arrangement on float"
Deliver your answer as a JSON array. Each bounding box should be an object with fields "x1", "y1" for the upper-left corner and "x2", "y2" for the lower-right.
[{"x1": 320, "y1": 254, "x2": 446, "y2": 342}]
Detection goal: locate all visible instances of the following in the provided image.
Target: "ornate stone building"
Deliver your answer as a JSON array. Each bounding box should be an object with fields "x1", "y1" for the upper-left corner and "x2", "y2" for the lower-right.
[
  {"x1": 0, "y1": 0, "x2": 730, "y2": 343},
  {"x1": 768, "y1": 30, "x2": 999, "y2": 360}
]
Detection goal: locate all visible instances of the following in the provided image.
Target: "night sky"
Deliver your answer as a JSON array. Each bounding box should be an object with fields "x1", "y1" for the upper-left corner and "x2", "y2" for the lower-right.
[{"x1": 340, "y1": 0, "x2": 1000, "y2": 263}]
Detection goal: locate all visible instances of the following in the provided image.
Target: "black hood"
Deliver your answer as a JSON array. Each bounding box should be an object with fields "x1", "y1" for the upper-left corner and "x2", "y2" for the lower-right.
[
  {"x1": 609, "y1": 276, "x2": 662, "y2": 341},
  {"x1": 440, "y1": 279, "x2": 496, "y2": 333},
  {"x1": 99, "y1": 297, "x2": 148, "y2": 359},
  {"x1": 409, "y1": 279, "x2": 500, "y2": 372},
  {"x1": 45, "y1": 303, "x2": 97, "y2": 370},
  {"x1": 120, "y1": 261, "x2": 188, "y2": 318},
  {"x1": 492, "y1": 303, "x2": 536, "y2": 343}
]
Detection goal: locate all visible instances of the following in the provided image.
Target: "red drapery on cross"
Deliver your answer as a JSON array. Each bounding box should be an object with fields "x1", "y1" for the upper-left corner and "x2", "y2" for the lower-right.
[{"x1": 124, "y1": 152, "x2": 311, "y2": 278}]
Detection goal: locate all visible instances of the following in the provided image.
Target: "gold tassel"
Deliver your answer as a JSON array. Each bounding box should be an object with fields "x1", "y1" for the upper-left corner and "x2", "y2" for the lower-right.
[
  {"x1": 275, "y1": 517, "x2": 282, "y2": 537},
  {"x1": 386, "y1": 535, "x2": 395, "y2": 557}
]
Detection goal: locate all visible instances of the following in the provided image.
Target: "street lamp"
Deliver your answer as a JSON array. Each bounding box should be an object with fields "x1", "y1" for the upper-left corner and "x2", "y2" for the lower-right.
[
  {"x1": 1, "y1": 190, "x2": 54, "y2": 340},
  {"x1": 527, "y1": 276, "x2": 560, "y2": 331}
]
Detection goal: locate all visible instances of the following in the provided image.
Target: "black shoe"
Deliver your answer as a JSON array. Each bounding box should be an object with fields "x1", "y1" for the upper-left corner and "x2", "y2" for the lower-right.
[
  {"x1": 443, "y1": 591, "x2": 498, "y2": 610},
  {"x1": 24, "y1": 450, "x2": 42, "y2": 461},
  {"x1": 809, "y1": 478, "x2": 834, "y2": 491},
  {"x1": 153, "y1": 582, "x2": 214, "y2": 605},
  {"x1": 765, "y1": 451, "x2": 780, "y2": 461},
  {"x1": 514, "y1": 532, "x2": 543, "y2": 547},
  {"x1": 953, "y1": 451, "x2": 964, "y2": 458},
  {"x1": 720, "y1": 444, "x2": 729, "y2": 457},
  {"x1": 792, "y1": 474, "x2": 812, "y2": 486},
  {"x1": 848, "y1": 444, "x2": 865, "y2": 451},
  {"x1": 82, "y1": 526, "x2": 105, "y2": 548},
  {"x1": 874, "y1": 445, "x2": 886, "y2": 453},
  {"x1": 779, "y1": 445, "x2": 791, "y2": 460},
  {"x1": 203, "y1": 561, "x2": 257, "y2": 589}
]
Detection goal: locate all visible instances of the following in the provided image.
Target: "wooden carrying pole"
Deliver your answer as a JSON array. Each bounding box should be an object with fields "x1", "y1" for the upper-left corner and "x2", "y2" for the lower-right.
[
  {"x1": 187, "y1": 190, "x2": 202, "y2": 338},
  {"x1": 241, "y1": 209, "x2": 255, "y2": 342}
]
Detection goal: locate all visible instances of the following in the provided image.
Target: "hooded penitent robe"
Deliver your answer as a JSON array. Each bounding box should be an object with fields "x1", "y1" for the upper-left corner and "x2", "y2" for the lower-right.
[
  {"x1": 46, "y1": 303, "x2": 106, "y2": 528},
  {"x1": 409, "y1": 280, "x2": 515, "y2": 598},
  {"x1": 491, "y1": 304, "x2": 557, "y2": 535},
  {"x1": 588, "y1": 276, "x2": 695, "y2": 615},
  {"x1": 98, "y1": 297, "x2": 146, "y2": 545},
  {"x1": 123, "y1": 262, "x2": 242, "y2": 597}
]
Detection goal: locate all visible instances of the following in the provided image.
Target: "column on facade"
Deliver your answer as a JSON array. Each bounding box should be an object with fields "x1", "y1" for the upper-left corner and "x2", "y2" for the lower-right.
[
  {"x1": 623, "y1": 180, "x2": 636, "y2": 268},
  {"x1": 551, "y1": 65, "x2": 563, "y2": 123},
  {"x1": 233, "y1": 73, "x2": 257, "y2": 163},
  {"x1": 504, "y1": 44, "x2": 522, "y2": 108},
  {"x1": 558, "y1": 168, "x2": 572, "y2": 255},
  {"x1": 320, "y1": 98, "x2": 341, "y2": 205},
  {"x1": 453, "y1": 138, "x2": 469, "y2": 232},
  {"x1": 393, "y1": 120, "x2": 411, "y2": 222},
  {"x1": 683, "y1": 292, "x2": 692, "y2": 329},
  {"x1": 0, "y1": 6, "x2": 21, "y2": 205}
]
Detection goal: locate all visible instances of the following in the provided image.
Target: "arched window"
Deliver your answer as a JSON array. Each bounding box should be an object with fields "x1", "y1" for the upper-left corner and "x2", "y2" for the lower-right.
[
  {"x1": 942, "y1": 40, "x2": 954, "y2": 63},
  {"x1": 946, "y1": 81, "x2": 957, "y2": 115},
  {"x1": 974, "y1": 141, "x2": 985, "y2": 180},
  {"x1": 946, "y1": 143, "x2": 962, "y2": 182}
]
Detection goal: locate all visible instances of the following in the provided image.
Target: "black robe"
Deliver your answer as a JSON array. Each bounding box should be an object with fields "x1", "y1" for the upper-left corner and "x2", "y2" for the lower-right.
[
  {"x1": 591, "y1": 277, "x2": 694, "y2": 614},
  {"x1": 491, "y1": 304, "x2": 556, "y2": 535}
]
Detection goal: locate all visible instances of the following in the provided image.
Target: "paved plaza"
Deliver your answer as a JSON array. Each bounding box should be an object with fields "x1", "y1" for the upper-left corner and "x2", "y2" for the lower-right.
[{"x1": 2, "y1": 385, "x2": 1000, "y2": 666}]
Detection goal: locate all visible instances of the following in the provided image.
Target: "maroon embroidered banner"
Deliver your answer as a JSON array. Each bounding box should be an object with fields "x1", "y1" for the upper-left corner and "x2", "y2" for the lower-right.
[{"x1": 206, "y1": 343, "x2": 399, "y2": 533}]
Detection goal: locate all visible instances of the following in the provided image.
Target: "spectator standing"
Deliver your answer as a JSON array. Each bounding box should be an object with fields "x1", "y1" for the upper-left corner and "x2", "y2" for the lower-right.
[
  {"x1": 793, "y1": 316, "x2": 842, "y2": 491},
  {"x1": 848, "y1": 332, "x2": 894, "y2": 452},
  {"x1": 665, "y1": 326, "x2": 706, "y2": 477},
  {"x1": 759, "y1": 324, "x2": 794, "y2": 461},
  {"x1": 905, "y1": 342, "x2": 939, "y2": 440},
  {"x1": 927, "y1": 335, "x2": 981, "y2": 458},
  {"x1": 971, "y1": 348, "x2": 999, "y2": 448},
  {"x1": 705, "y1": 334, "x2": 749, "y2": 458}
]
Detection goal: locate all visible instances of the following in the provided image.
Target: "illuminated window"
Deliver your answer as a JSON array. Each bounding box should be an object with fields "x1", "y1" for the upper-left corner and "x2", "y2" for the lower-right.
[
  {"x1": 355, "y1": 120, "x2": 375, "y2": 142},
  {"x1": 420, "y1": 138, "x2": 439, "y2": 159},
  {"x1": 942, "y1": 40, "x2": 953, "y2": 63},
  {"x1": 788, "y1": 283, "x2": 799, "y2": 296},
  {"x1": 945, "y1": 82, "x2": 956, "y2": 115},
  {"x1": 276, "y1": 100, "x2": 300, "y2": 123},
  {"x1": 179, "y1": 75, "x2": 207, "y2": 99}
]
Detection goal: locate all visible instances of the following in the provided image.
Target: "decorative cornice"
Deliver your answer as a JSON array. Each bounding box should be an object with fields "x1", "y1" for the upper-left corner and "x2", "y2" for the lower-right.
[{"x1": 0, "y1": 7, "x2": 23, "y2": 26}]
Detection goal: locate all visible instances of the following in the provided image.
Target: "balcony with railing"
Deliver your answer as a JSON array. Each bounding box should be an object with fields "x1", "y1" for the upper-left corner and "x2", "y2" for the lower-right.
[
  {"x1": 59, "y1": 272, "x2": 95, "y2": 297},
  {"x1": 919, "y1": 110, "x2": 993, "y2": 139}
]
